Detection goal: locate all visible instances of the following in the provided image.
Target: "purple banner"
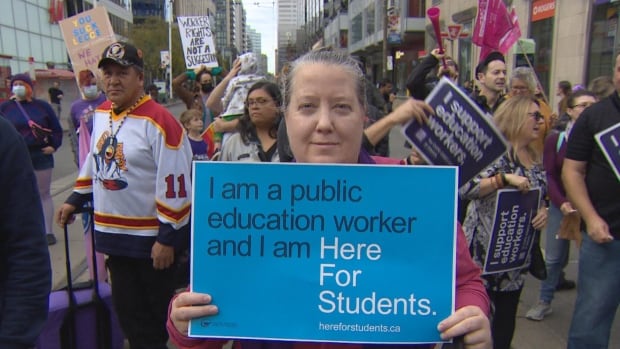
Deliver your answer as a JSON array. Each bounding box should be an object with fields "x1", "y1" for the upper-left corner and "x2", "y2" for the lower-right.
[
  {"x1": 402, "y1": 78, "x2": 508, "y2": 187},
  {"x1": 483, "y1": 188, "x2": 541, "y2": 275}
]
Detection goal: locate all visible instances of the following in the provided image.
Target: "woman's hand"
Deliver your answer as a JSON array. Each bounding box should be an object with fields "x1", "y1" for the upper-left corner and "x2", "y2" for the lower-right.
[
  {"x1": 438, "y1": 305, "x2": 492, "y2": 349},
  {"x1": 505, "y1": 174, "x2": 530, "y2": 193},
  {"x1": 406, "y1": 149, "x2": 426, "y2": 165},
  {"x1": 388, "y1": 98, "x2": 434, "y2": 126},
  {"x1": 531, "y1": 207, "x2": 548, "y2": 230},
  {"x1": 560, "y1": 201, "x2": 576, "y2": 215},
  {"x1": 170, "y1": 292, "x2": 219, "y2": 336},
  {"x1": 41, "y1": 146, "x2": 55, "y2": 155}
]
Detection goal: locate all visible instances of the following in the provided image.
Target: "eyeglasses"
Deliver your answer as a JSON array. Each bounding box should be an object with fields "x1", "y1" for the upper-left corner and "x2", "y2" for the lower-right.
[
  {"x1": 527, "y1": 111, "x2": 543, "y2": 122},
  {"x1": 570, "y1": 102, "x2": 593, "y2": 109},
  {"x1": 246, "y1": 98, "x2": 272, "y2": 107}
]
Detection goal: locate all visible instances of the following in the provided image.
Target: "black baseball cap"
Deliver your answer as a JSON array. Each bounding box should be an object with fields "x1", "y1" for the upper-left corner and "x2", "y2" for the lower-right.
[
  {"x1": 475, "y1": 51, "x2": 505, "y2": 76},
  {"x1": 98, "y1": 42, "x2": 144, "y2": 69}
]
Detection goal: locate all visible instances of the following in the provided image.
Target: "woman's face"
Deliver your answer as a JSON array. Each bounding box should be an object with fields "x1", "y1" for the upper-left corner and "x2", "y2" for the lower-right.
[
  {"x1": 510, "y1": 78, "x2": 530, "y2": 96},
  {"x1": 246, "y1": 88, "x2": 278, "y2": 128},
  {"x1": 285, "y1": 63, "x2": 365, "y2": 164},
  {"x1": 518, "y1": 102, "x2": 543, "y2": 144},
  {"x1": 567, "y1": 95, "x2": 596, "y2": 121}
]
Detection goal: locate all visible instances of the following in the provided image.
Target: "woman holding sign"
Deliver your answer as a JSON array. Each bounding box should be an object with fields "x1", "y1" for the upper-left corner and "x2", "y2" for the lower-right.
[
  {"x1": 459, "y1": 95, "x2": 549, "y2": 349},
  {"x1": 167, "y1": 50, "x2": 492, "y2": 349}
]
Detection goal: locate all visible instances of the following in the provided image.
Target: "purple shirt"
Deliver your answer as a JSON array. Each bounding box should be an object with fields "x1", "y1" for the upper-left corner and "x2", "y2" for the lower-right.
[
  {"x1": 543, "y1": 131, "x2": 568, "y2": 208},
  {"x1": 69, "y1": 93, "x2": 107, "y2": 134},
  {"x1": 189, "y1": 137, "x2": 209, "y2": 160}
]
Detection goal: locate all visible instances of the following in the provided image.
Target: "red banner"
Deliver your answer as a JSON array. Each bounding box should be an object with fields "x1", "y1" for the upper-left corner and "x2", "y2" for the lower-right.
[
  {"x1": 473, "y1": 0, "x2": 519, "y2": 60},
  {"x1": 49, "y1": 0, "x2": 64, "y2": 23},
  {"x1": 532, "y1": 0, "x2": 555, "y2": 22},
  {"x1": 499, "y1": 8, "x2": 521, "y2": 53}
]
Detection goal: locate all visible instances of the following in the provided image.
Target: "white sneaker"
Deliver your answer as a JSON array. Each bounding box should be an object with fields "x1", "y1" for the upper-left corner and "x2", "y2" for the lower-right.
[{"x1": 525, "y1": 301, "x2": 552, "y2": 321}]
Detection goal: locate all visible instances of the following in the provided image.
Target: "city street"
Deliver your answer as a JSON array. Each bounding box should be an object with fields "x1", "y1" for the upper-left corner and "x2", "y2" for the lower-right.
[{"x1": 46, "y1": 100, "x2": 618, "y2": 349}]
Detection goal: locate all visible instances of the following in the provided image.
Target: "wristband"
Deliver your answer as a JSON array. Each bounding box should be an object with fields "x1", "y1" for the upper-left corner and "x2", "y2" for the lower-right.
[
  {"x1": 500, "y1": 172, "x2": 507, "y2": 186},
  {"x1": 495, "y1": 173, "x2": 504, "y2": 188},
  {"x1": 185, "y1": 70, "x2": 196, "y2": 80}
]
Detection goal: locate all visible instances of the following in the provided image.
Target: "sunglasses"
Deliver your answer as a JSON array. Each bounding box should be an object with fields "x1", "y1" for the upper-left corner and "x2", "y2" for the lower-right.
[{"x1": 527, "y1": 111, "x2": 543, "y2": 122}]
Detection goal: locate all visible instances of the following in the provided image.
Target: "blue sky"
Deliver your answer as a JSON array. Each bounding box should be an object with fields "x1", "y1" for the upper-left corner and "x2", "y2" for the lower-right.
[{"x1": 243, "y1": 0, "x2": 277, "y2": 74}]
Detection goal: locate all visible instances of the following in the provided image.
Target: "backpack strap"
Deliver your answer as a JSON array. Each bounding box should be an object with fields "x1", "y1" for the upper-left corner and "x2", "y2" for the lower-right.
[{"x1": 556, "y1": 131, "x2": 566, "y2": 153}]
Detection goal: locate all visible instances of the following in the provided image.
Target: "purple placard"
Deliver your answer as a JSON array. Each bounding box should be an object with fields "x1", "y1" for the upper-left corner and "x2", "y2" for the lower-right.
[
  {"x1": 402, "y1": 78, "x2": 508, "y2": 187},
  {"x1": 483, "y1": 188, "x2": 541, "y2": 275},
  {"x1": 595, "y1": 122, "x2": 620, "y2": 182}
]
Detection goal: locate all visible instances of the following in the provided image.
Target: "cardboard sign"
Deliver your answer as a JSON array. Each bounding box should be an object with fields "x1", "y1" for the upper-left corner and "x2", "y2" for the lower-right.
[
  {"x1": 177, "y1": 16, "x2": 218, "y2": 69},
  {"x1": 189, "y1": 162, "x2": 458, "y2": 344},
  {"x1": 402, "y1": 78, "x2": 508, "y2": 187},
  {"x1": 59, "y1": 7, "x2": 116, "y2": 87},
  {"x1": 595, "y1": 122, "x2": 620, "y2": 182},
  {"x1": 483, "y1": 188, "x2": 541, "y2": 275}
]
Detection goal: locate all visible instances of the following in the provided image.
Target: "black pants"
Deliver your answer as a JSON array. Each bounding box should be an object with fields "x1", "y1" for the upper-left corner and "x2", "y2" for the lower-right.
[
  {"x1": 487, "y1": 288, "x2": 522, "y2": 349},
  {"x1": 107, "y1": 255, "x2": 176, "y2": 349}
]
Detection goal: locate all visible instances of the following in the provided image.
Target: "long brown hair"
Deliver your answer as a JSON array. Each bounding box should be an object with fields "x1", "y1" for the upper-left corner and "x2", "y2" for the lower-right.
[{"x1": 493, "y1": 95, "x2": 541, "y2": 163}]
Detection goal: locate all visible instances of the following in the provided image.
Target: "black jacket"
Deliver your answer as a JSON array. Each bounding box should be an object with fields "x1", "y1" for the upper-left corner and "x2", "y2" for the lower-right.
[
  {"x1": 406, "y1": 54, "x2": 441, "y2": 100},
  {"x1": 0, "y1": 115, "x2": 51, "y2": 348}
]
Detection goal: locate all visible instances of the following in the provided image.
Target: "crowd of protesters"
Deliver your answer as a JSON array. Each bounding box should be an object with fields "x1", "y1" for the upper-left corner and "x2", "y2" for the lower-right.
[{"x1": 2, "y1": 36, "x2": 620, "y2": 349}]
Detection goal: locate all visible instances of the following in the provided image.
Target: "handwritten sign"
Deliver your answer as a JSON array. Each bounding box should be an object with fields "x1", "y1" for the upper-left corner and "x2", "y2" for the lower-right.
[
  {"x1": 177, "y1": 16, "x2": 218, "y2": 69},
  {"x1": 59, "y1": 7, "x2": 115, "y2": 86},
  {"x1": 402, "y1": 78, "x2": 508, "y2": 187},
  {"x1": 483, "y1": 188, "x2": 541, "y2": 274},
  {"x1": 189, "y1": 163, "x2": 458, "y2": 344},
  {"x1": 595, "y1": 122, "x2": 620, "y2": 182}
]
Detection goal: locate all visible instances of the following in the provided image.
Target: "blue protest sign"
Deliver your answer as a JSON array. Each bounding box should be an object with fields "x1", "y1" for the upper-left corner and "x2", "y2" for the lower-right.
[
  {"x1": 189, "y1": 162, "x2": 458, "y2": 344},
  {"x1": 595, "y1": 122, "x2": 620, "y2": 182},
  {"x1": 483, "y1": 188, "x2": 541, "y2": 275},
  {"x1": 402, "y1": 77, "x2": 508, "y2": 187}
]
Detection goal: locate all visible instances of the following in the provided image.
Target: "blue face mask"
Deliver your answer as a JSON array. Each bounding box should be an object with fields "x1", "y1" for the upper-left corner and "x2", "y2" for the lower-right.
[
  {"x1": 83, "y1": 85, "x2": 99, "y2": 99},
  {"x1": 12, "y1": 85, "x2": 26, "y2": 99}
]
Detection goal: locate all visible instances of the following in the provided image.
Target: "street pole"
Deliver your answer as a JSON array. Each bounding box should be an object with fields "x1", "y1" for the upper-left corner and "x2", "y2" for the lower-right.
[
  {"x1": 168, "y1": 0, "x2": 173, "y2": 100},
  {"x1": 382, "y1": 0, "x2": 388, "y2": 78}
]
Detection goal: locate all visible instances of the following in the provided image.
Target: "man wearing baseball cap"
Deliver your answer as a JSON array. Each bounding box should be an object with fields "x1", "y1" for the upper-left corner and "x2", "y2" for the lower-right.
[{"x1": 57, "y1": 41, "x2": 193, "y2": 349}]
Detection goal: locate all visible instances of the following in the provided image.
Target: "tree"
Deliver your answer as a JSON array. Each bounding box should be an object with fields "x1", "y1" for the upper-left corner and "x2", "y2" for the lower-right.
[{"x1": 127, "y1": 17, "x2": 184, "y2": 84}]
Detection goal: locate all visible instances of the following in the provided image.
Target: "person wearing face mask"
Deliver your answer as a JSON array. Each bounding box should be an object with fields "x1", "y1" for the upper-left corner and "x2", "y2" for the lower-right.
[
  {"x1": 0, "y1": 73, "x2": 63, "y2": 246},
  {"x1": 68, "y1": 69, "x2": 108, "y2": 281},
  {"x1": 69, "y1": 69, "x2": 107, "y2": 167},
  {"x1": 172, "y1": 65, "x2": 221, "y2": 131}
]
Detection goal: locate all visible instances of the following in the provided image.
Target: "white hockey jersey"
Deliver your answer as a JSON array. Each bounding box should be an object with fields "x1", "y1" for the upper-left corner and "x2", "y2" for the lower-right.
[{"x1": 74, "y1": 96, "x2": 193, "y2": 257}]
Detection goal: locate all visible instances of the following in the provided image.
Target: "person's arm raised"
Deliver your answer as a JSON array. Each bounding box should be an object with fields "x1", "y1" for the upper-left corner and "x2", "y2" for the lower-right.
[
  {"x1": 172, "y1": 70, "x2": 197, "y2": 109},
  {"x1": 206, "y1": 59, "x2": 242, "y2": 116},
  {"x1": 364, "y1": 98, "x2": 432, "y2": 146}
]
